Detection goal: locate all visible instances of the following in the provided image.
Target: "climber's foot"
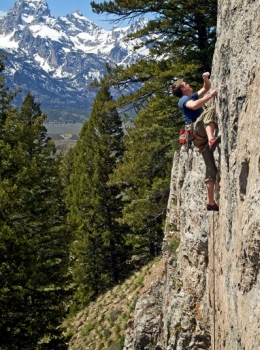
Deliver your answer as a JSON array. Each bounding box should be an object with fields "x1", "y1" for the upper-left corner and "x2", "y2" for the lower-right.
[{"x1": 206, "y1": 203, "x2": 219, "y2": 211}]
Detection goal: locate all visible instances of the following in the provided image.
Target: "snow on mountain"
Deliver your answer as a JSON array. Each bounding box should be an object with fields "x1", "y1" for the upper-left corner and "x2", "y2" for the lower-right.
[{"x1": 0, "y1": 0, "x2": 149, "y2": 114}]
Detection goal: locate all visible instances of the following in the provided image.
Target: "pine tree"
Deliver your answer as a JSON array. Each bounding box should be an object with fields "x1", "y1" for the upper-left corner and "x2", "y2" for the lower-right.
[
  {"x1": 90, "y1": 0, "x2": 217, "y2": 109},
  {"x1": 110, "y1": 93, "x2": 181, "y2": 258},
  {"x1": 91, "y1": 0, "x2": 217, "y2": 71},
  {"x1": 0, "y1": 91, "x2": 71, "y2": 349},
  {"x1": 66, "y1": 85, "x2": 129, "y2": 306}
]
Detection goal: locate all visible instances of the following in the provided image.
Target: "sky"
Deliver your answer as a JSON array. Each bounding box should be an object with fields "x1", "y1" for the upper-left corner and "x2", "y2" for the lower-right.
[{"x1": 0, "y1": 0, "x2": 122, "y2": 30}]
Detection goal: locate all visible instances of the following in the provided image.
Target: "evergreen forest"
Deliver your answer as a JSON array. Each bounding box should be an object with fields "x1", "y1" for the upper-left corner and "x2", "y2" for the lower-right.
[{"x1": 0, "y1": 0, "x2": 217, "y2": 348}]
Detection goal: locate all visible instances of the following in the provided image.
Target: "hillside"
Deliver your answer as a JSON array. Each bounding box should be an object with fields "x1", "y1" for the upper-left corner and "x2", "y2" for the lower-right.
[{"x1": 63, "y1": 258, "x2": 164, "y2": 350}]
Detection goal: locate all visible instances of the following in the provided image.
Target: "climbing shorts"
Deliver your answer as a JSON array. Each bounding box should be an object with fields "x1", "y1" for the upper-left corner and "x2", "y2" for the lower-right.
[
  {"x1": 192, "y1": 106, "x2": 217, "y2": 147},
  {"x1": 192, "y1": 106, "x2": 218, "y2": 183}
]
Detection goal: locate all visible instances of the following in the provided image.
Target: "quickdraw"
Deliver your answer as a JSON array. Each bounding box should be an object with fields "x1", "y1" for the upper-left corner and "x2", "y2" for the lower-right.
[{"x1": 179, "y1": 124, "x2": 194, "y2": 150}]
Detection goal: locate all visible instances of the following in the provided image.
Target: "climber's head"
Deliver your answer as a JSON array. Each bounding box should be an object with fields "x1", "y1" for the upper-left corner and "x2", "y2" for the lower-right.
[{"x1": 171, "y1": 80, "x2": 193, "y2": 97}]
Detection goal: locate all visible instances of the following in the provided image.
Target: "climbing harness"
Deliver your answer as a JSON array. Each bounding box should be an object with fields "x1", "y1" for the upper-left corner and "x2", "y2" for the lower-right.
[{"x1": 179, "y1": 123, "x2": 208, "y2": 151}]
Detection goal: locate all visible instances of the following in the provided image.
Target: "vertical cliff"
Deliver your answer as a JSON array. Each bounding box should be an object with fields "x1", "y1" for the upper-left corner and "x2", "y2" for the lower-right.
[
  {"x1": 123, "y1": 0, "x2": 260, "y2": 349},
  {"x1": 209, "y1": 0, "x2": 260, "y2": 348}
]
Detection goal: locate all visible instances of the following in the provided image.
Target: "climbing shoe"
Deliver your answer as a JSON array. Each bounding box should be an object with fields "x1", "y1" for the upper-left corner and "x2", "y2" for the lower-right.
[
  {"x1": 206, "y1": 203, "x2": 219, "y2": 211},
  {"x1": 209, "y1": 136, "x2": 221, "y2": 152}
]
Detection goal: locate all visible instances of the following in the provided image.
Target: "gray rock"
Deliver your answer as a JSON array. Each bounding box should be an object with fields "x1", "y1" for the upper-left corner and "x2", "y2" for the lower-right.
[{"x1": 124, "y1": 0, "x2": 260, "y2": 349}]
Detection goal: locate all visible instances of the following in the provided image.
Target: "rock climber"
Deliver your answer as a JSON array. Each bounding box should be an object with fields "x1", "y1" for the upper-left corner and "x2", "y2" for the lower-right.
[{"x1": 171, "y1": 72, "x2": 220, "y2": 211}]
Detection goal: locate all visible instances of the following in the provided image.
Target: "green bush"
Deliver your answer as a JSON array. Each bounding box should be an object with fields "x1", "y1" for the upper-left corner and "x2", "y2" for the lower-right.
[{"x1": 81, "y1": 323, "x2": 94, "y2": 337}]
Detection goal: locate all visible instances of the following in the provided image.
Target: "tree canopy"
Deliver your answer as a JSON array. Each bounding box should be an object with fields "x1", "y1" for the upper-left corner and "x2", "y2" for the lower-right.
[{"x1": 0, "y1": 69, "x2": 71, "y2": 349}]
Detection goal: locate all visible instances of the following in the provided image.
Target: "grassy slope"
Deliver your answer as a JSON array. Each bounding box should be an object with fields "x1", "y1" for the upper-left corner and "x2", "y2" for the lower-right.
[{"x1": 63, "y1": 257, "x2": 164, "y2": 350}]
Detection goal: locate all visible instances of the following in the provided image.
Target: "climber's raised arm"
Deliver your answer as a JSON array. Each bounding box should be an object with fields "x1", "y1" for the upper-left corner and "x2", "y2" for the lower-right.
[
  {"x1": 185, "y1": 89, "x2": 217, "y2": 110},
  {"x1": 197, "y1": 72, "x2": 211, "y2": 98}
]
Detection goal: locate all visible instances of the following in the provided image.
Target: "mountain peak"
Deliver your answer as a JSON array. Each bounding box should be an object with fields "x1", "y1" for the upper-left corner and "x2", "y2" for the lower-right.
[
  {"x1": 14, "y1": 0, "x2": 51, "y2": 20},
  {"x1": 72, "y1": 10, "x2": 84, "y2": 16},
  {"x1": 0, "y1": 1, "x2": 150, "y2": 112},
  {"x1": 0, "y1": 0, "x2": 52, "y2": 35}
]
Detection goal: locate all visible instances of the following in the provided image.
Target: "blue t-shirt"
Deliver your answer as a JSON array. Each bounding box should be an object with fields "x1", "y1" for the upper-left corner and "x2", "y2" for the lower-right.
[{"x1": 178, "y1": 92, "x2": 204, "y2": 124}]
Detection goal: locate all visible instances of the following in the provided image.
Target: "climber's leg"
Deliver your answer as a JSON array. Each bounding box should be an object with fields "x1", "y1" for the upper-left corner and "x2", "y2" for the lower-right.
[
  {"x1": 206, "y1": 180, "x2": 215, "y2": 205},
  {"x1": 202, "y1": 146, "x2": 218, "y2": 209},
  {"x1": 205, "y1": 122, "x2": 215, "y2": 141}
]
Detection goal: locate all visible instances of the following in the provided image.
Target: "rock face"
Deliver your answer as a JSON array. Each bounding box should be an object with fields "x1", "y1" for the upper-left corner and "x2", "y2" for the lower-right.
[
  {"x1": 123, "y1": 0, "x2": 260, "y2": 349},
  {"x1": 209, "y1": 0, "x2": 260, "y2": 348}
]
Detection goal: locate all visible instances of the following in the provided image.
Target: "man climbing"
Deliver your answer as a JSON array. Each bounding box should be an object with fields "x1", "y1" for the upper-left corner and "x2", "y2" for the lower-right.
[{"x1": 171, "y1": 72, "x2": 220, "y2": 211}]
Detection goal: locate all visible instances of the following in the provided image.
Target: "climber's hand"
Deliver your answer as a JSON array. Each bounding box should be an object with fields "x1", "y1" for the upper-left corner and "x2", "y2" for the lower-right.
[
  {"x1": 210, "y1": 89, "x2": 218, "y2": 98},
  {"x1": 202, "y1": 72, "x2": 210, "y2": 79}
]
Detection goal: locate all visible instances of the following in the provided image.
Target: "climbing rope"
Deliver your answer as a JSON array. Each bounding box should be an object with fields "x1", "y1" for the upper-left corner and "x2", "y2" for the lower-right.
[
  {"x1": 211, "y1": 95, "x2": 217, "y2": 350},
  {"x1": 211, "y1": 211, "x2": 216, "y2": 350}
]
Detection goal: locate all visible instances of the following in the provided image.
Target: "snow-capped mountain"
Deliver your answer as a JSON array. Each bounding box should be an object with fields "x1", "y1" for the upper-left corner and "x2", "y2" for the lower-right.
[{"x1": 0, "y1": 0, "x2": 149, "y2": 114}]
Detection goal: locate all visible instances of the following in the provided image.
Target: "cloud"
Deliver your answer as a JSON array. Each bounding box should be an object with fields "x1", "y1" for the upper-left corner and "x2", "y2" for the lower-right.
[{"x1": 0, "y1": 11, "x2": 6, "y2": 18}]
